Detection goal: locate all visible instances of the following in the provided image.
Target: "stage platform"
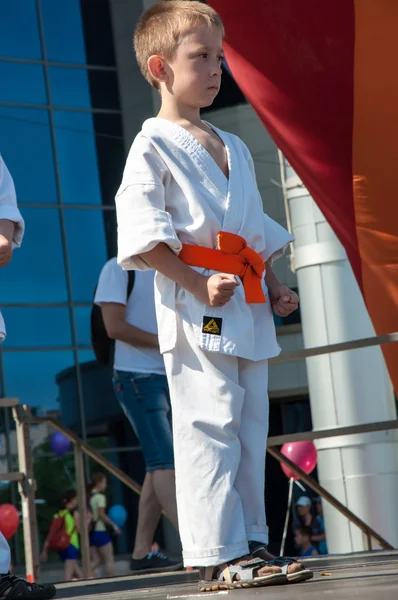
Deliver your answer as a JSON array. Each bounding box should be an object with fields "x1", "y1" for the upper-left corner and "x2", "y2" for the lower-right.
[{"x1": 56, "y1": 550, "x2": 398, "y2": 600}]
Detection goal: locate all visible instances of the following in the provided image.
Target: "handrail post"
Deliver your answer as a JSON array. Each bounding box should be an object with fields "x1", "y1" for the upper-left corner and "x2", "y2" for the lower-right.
[
  {"x1": 74, "y1": 443, "x2": 91, "y2": 578},
  {"x1": 13, "y1": 405, "x2": 40, "y2": 582}
]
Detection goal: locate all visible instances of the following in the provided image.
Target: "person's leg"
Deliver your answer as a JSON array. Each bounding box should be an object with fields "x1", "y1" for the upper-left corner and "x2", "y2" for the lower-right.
[
  {"x1": 235, "y1": 358, "x2": 269, "y2": 546},
  {"x1": 127, "y1": 374, "x2": 179, "y2": 530},
  {"x1": 90, "y1": 545, "x2": 101, "y2": 572},
  {"x1": 63, "y1": 560, "x2": 76, "y2": 582},
  {"x1": 72, "y1": 561, "x2": 84, "y2": 580},
  {"x1": 114, "y1": 371, "x2": 182, "y2": 572},
  {"x1": 151, "y1": 470, "x2": 178, "y2": 530},
  {"x1": 236, "y1": 359, "x2": 310, "y2": 579},
  {"x1": 132, "y1": 472, "x2": 162, "y2": 559},
  {"x1": 114, "y1": 371, "x2": 178, "y2": 531},
  {"x1": 97, "y1": 542, "x2": 115, "y2": 577},
  {"x1": 164, "y1": 312, "x2": 283, "y2": 589},
  {"x1": 163, "y1": 309, "x2": 249, "y2": 568}
]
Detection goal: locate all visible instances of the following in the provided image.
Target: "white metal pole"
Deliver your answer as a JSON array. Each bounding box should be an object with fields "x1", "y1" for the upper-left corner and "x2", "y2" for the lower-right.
[{"x1": 282, "y1": 158, "x2": 398, "y2": 553}]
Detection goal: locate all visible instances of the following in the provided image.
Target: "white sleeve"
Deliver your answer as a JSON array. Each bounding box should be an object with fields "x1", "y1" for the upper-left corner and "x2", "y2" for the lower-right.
[
  {"x1": 116, "y1": 135, "x2": 181, "y2": 271},
  {"x1": 94, "y1": 258, "x2": 129, "y2": 306},
  {"x1": 245, "y1": 146, "x2": 293, "y2": 264},
  {"x1": 0, "y1": 155, "x2": 25, "y2": 248}
]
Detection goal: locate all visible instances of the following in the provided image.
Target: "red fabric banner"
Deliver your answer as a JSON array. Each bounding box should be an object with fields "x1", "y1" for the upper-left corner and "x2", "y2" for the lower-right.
[{"x1": 210, "y1": 0, "x2": 398, "y2": 390}]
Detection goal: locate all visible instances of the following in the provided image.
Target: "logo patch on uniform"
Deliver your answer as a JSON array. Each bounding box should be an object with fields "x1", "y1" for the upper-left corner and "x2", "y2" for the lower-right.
[{"x1": 202, "y1": 316, "x2": 222, "y2": 336}]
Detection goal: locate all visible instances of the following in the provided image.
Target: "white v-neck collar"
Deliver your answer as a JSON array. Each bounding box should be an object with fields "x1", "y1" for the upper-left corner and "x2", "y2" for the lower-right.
[
  {"x1": 142, "y1": 117, "x2": 246, "y2": 235},
  {"x1": 143, "y1": 117, "x2": 230, "y2": 196}
]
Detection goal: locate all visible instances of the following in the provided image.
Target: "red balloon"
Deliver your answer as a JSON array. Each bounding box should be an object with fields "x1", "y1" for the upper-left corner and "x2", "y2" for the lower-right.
[
  {"x1": 280, "y1": 441, "x2": 318, "y2": 480},
  {"x1": 0, "y1": 504, "x2": 20, "y2": 540}
]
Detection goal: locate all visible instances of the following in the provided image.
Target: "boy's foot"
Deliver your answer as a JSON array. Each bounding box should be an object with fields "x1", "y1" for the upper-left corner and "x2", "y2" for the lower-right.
[
  {"x1": 198, "y1": 554, "x2": 286, "y2": 592},
  {"x1": 0, "y1": 574, "x2": 56, "y2": 599},
  {"x1": 130, "y1": 550, "x2": 183, "y2": 575},
  {"x1": 248, "y1": 541, "x2": 313, "y2": 583}
]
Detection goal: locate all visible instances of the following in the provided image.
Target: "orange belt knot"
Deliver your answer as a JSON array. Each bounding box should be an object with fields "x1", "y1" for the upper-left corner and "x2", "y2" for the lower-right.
[{"x1": 179, "y1": 231, "x2": 266, "y2": 303}]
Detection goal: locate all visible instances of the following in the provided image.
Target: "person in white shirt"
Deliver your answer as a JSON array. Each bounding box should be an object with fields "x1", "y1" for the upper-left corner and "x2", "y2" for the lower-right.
[
  {"x1": 0, "y1": 155, "x2": 56, "y2": 599},
  {"x1": 94, "y1": 258, "x2": 181, "y2": 574}
]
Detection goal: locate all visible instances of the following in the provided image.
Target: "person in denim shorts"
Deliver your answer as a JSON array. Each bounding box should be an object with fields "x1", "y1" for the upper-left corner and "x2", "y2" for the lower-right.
[{"x1": 95, "y1": 258, "x2": 181, "y2": 574}]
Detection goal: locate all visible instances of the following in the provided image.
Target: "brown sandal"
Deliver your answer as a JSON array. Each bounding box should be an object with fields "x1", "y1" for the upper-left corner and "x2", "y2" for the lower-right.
[
  {"x1": 198, "y1": 557, "x2": 287, "y2": 592},
  {"x1": 248, "y1": 541, "x2": 313, "y2": 584}
]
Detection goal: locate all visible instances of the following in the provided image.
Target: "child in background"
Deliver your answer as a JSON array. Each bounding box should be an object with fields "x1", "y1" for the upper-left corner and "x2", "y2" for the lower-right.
[
  {"x1": 294, "y1": 526, "x2": 319, "y2": 558},
  {"x1": 312, "y1": 497, "x2": 328, "y2": 554},
  {"x1": 292, "y1": 496, "x2": 314, "y2": 533},
  {"x1": 41, "y1": 490, "x2": 83, "y2": 582},
  {"x1": 88, "y1": 473, "x2": 120, "y2": 577}
]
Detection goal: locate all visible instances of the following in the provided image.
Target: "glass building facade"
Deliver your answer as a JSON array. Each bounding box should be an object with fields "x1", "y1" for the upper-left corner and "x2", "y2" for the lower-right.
[{"x1": 0, "y1": 0, "x2": 125, "y2": 429}]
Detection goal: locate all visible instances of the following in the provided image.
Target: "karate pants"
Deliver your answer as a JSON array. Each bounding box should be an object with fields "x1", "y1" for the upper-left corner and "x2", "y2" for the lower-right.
[
  {"x1": 163, "y1": 309, "x2": 269, "y2": 567},
  {"x1": 0, "y1": 532, "x2": 10, "y2": 574}
]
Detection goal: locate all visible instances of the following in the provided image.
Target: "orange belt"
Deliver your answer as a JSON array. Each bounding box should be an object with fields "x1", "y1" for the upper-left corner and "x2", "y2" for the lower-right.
[{"x1": 179, "y1": 231, "x2": 266, "y2": 304}]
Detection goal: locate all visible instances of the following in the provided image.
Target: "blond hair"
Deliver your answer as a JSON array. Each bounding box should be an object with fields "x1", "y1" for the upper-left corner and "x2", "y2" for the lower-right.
[{"x1": 134, "y1": 1, "x2": 224, "y2": 89}]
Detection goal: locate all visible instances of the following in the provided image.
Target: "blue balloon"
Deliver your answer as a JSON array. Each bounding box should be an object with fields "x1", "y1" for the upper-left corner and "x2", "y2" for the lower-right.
[
  {"x1": 108, "y1": 504, "x2": 127, "y2": 528},
  {"x1": 50, "y1": 432, "x2": 71, "y2": 456}
]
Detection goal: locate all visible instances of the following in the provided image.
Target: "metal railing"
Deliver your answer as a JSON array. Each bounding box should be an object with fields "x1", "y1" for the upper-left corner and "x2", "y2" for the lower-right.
[{"x1": 3, "y1": 331, "x2": 397, "y2": 581}]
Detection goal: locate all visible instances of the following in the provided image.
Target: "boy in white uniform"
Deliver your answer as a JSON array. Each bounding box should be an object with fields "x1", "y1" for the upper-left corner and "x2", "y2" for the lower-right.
[
  {"x1": 116, "y1": 1, "x2": 312, "y2": 592},
  {"x1": 0, "y1": 155, "x2": 56, "y2": 599}
]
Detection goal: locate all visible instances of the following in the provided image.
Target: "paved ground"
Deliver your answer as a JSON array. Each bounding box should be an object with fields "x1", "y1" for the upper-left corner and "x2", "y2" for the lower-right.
[{"x1": 56, "y1": 551, "x2": 398, "y2": 600}]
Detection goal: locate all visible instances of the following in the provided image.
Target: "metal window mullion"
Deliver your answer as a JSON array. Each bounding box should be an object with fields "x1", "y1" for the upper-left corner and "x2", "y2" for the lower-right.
[
  {"x1": 18, "y1": 203, "x2": 116, "y2": 210},
  {"x1": 0, "y1": 101, "x2": 121, "y2": 114},
  {"x1": 0, "y1": 56, "x2": 117, "y2": 71},
  {"x1": 1, "y1": 302, "x2": 92, "y2": 308},
  {"x1": 36, "y1": 0, "x2": 87, "y2": 443},
  {"x1": 0, "y1": 346, "x2": 92, "y2": 353}
]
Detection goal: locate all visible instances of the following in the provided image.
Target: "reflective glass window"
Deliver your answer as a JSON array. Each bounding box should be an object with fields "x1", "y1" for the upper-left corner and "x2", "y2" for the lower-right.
[
  {"x1": 0, "y1": 208, "x2": 68, "y2": 303},
  {"x1": 53, "y1": 111, "x2": 102, "y2": 205},
  {"x1": 64, "y1": 209, "x2": 107, "y2": 302},
  {"x1": 2, "y1": 308, "x2": 71, "y2": 348},
  {"x1": 80, "y1": 0, "x2": 116, "y2": 67},
  {"x1": 41, "y1": 0, "x2": 87, "y2": 64},
  {"x1": 3, "y1": 350, "x2": 75, "y2": 412},
  {"x1": 91, "y1": 113, "x2": 124, "y2": 207},
  {"x1": 74, "y1": 307, "x2": 91, "y2": 346},
  {"x1": 0, "y1": 0, "x2": 42, "y2": 60},
  {"x1": 0, "y1": 107, "x2": 57, "y2": 203},
  {"x1": 48, "y1": 67, "x2": 91, "y2": 108},
  {"x1": 79, "y1": 350, "x2": 96, "y2": 364},
  {"x1": 0, "y1": 62, "x2": 47, "y2": 104},
  {"x1": 86, "y1": 70, "x2": 119, "y2": 110}
]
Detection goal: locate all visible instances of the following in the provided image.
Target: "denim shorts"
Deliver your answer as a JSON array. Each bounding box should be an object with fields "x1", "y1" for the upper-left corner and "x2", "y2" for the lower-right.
[{"x1": 113, "y1": 371, "x2": 174, "y2": 472}]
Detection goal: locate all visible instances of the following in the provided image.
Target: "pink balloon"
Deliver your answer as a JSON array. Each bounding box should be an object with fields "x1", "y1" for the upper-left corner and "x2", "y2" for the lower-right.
[{"x1": 280, "y1": 441, "x2": 317, "y2": 480}]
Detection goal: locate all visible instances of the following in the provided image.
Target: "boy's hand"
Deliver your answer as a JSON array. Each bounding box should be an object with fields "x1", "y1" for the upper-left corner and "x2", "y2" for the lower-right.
[
  {"x1": 269, "y1": 284, "x2": 299, "y2": 317},
  {"x1": 196, "y1": 273, "x2": 239, "y2": 307},
  {"x1": 0, "y1": 235, "x2": 12, "y2": 268}
]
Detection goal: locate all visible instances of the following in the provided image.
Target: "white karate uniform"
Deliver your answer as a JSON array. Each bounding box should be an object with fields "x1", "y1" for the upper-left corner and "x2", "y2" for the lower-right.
[
  {"x1": 116, "y1": 118, "x2": 293, "y2": 566},
  {"x1": 0, "y1": 155, "x2": 24, "y2": 573}
]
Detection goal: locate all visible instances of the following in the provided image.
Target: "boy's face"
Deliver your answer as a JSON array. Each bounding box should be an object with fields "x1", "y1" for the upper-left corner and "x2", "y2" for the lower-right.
[
  {"x1": 295, "y1": 531, "x2": 307, "y2": 546},
  {"x1": 165, "y1": 24, "x2": 223, "y2": 109},
  {"x1": 297, "y1": 504, "x2": 310, "y2": 517}
]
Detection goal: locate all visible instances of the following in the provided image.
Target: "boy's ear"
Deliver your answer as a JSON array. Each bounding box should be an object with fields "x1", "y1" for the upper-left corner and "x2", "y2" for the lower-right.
[{"x1": 148, "y1": 55, "x2": 168, "y2": 84}]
